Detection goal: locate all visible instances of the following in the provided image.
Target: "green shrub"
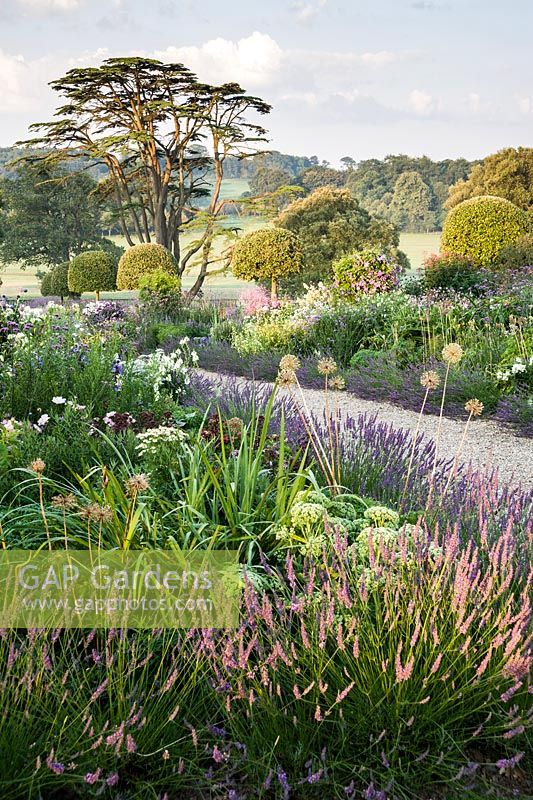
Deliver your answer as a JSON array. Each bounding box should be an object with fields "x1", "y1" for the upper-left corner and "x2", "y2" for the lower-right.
[
  {"x1": 441, "y1": 195, "x2": 528, "y2": 266},
  {"x1": 493, "y1": 233, "x2": 533, "y2": 269},
  {"x1": 117, "y1": 243, "x2": 178, "y2": 290},
  {"x1": 68, "y1": 250, "x2": 118, "y2": 299},
  {"x1": 333, "y1": 249, "x2": 401, "y2": 300},
  {"x1": 423, "y1": 251, "x2": 487, "y2": 292},
  {"x1": 40, "y1": 271, "x2": 53, "y2": 297},
  {"x1": 231, "y1": 228, "x2": 303, "y2": 300},
  {"x1": 50, "y1": 262, "x2": 81, "y2": 300},
  {"x1": 138, "y1": 268, "x2": 182, "y2": 296}
]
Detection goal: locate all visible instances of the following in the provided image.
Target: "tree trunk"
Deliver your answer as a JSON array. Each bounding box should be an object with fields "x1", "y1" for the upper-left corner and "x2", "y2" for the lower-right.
[{"x1": 271, "y1": 276, "x2": 278, "y2": 302}]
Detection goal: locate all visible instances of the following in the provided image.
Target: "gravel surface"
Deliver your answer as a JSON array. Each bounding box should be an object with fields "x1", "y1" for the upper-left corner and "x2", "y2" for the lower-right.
[{"x1": 199, "y1": 369, "x2": 533, "y2": 489}]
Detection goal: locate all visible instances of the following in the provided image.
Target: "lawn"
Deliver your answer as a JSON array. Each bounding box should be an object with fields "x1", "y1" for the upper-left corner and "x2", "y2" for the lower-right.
[{"x1": 399, "y1": 231, "x2": 441, "y2": 272}]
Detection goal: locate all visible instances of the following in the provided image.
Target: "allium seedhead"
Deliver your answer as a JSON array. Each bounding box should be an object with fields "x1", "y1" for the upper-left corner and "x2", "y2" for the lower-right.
[
  {"x1": 317, "y1": 357, "x2": 338, "y2": 376},
  {"x1": 81, "y1": 503, "x2": 113, "y2": 524},
  {"x1": 277, "y1": 368, "x2": 297, "y2": 388},
  {"x1": 124, "y1": 473, "x2": 151, "y2": 496},
  {"x1": 29, "y1": 459, "x2": 46, "y2": 474},
  {"x1": 464, "y1": 398, "x2": 484, "y2": 417},
  {"x1": 226, "y1": 417, "x2": 244, "y2": 436},
  {"x1": 420, "y1": 370, "x2": 440, "y2": 390},
  {"x1": 329, "y1": 375, "x2": 346, "y2": 391},
  {"x1": 441, "y1": 342, "x2": 463, "y2": 365},
  {"x1": 279, "y1": 354, "x2": 301, "y2": 372},
  {"x1": 51, "y1": 493, "x2": 77, "y2": 510}
]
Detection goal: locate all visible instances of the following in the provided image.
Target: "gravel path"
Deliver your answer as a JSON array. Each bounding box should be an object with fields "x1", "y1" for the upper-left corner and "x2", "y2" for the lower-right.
[{"x1": 199, "y1": 369, "x2": 533, "y2": 488}]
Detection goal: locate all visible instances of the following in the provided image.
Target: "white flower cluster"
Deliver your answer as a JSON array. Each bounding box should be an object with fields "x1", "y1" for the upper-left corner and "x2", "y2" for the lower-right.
[
  {"x1": 132, "y1": 339, "x2": 198, "y2": 400},
  {"x1": 496, "y1": 355, "x2": 533, "y2": 382},
  {"x1": 136, "y1": 426, "x2": 187, "y2": 458}
]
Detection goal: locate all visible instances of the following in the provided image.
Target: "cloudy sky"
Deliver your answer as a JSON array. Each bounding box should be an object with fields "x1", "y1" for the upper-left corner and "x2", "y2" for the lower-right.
[{"x1": 0, "y1": 0, "x2": 531, "y2": 164}]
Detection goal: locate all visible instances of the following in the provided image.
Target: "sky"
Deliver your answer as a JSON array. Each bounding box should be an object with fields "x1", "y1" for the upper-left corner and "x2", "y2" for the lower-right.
[{"x1": 0, "y1": 0, "x2": 532, "y2": 165}]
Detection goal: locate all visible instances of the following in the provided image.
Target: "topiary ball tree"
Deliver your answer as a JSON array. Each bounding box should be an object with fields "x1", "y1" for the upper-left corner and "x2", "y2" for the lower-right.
[
  {"x1": 441, "y1": 195, "x2": 529, "y2": 266},
  {"x1": 68, "y1": 250, "x2": 118, "y2": 300},
  {"x1": 231, "y1": 228, "x2": 303, "y2": 301},
  {"x1": 50, "y1": 262, "x2": 80, "y2": 302},
  {"x1": 116, "y1": 243, "x2": 178, "y2": 291},
  {"x1": 40, "y1": 271, "x2": 53, "y2": 297}
]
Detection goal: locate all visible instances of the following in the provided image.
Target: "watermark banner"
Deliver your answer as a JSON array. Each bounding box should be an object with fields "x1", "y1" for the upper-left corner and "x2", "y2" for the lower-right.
[{"x1": 0, "y1": 550, "x2": 241, "y2": 629}]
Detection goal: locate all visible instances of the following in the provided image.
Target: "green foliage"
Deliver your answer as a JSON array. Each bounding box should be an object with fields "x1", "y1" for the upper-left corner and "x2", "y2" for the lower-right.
[
  {"x1": 447, "y1": 146, "x2": 533, "y2": 210},
  {"x1": 423, "y1": 251, "x2": 484, "y2": 292},
  {"x1": 231, "y1": 228, "x2": 303, "y2": 297},
  {"x1": 345, "y1": 154, "x2": 473, "y2": 229},
  {"x1": 0, "y1": 161, "x2": 109, "y2": 268},
  {"x1": 249, "y1": 165, "x2": 293, "y2": 195},
  {"x1": 138, "y1": 268, "x2": 182, "y2": 295},
  {"x1": 441, "y1": 195, "x2": 529, "y2": 266},
  {"x1": 388, "y1": 170, "x2": 436, "y2": 232},
  {"x1": 50, "y1": 261, "x2": 81, "y2": 299},
  {"x1": 117, "y1": 243, "x2": 178, "y2": 290},
  {"x1": 277, "y1": 187, "x2": 403, "y2": 293},
  {"x1": 68, "y1": 250, "x2": 117, "y2": 296},
  {"x1": 493, "y1": 233, "x2": 533, "y2": 269},
  {"x1": 333, "y1": 249, "x2": 401, "y2": 300},
  {"x1": 297, "y1": 164, "x2": 345, "y2": 191},
  {"x1": 40, "y1": 270, "x2": 53, "y2": 296}
]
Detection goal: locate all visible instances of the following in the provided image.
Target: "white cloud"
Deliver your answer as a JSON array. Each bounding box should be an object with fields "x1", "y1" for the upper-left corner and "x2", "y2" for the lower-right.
[
  {"x1": 516, "y1": 96, "x2": 531, "y2": 115},
  {"x1": 0, "y1": 51, "x2": 30, "y2": 112},
  {"x1": 0, "y1": 47, "x2": 109, "y2": 117},
  {"x1": 154, "y1": 32, "x2": 283, "y2": 88},
  {"x1": 291, "y1": 0, "x2": 327, "y2": 23},
  {"x1": 409, "y1": 89, "x2": 434, "y2": 115},
  {"x1": 17, "y1": 0, "x2": 82, "y2": 10}
]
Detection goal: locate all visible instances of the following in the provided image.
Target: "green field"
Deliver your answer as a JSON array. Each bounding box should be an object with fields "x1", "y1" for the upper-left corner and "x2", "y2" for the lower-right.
[
  {"x1": 399, "y1": 232, "x2": 441, "y2": 273},
  {"x1": 0, "y1": 213, "x2": 441, "y2": 299}
]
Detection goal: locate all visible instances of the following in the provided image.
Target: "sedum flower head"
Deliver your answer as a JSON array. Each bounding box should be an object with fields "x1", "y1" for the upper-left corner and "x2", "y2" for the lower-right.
[
  {"x1": 464, "y1": 398, "x2": 484, "y2": 417},
  {"x1": 441, "y1": 343, "x2": 463, "y2": 365},
  {"x1": 420, "y1": 370, "x2": 440, "y2": 390},
  {"x1": 363, "y1": 505, "x2": 400, "y2": 527},
  {"x1": 317, "y1": 357, "x2": 338, "y2": 376},
  {"x1": 290, "y1": 501, "x2": 326, "y2": 529},
  {"x1": 279, "y1": 354, "x2": 301, "y2": 372}
]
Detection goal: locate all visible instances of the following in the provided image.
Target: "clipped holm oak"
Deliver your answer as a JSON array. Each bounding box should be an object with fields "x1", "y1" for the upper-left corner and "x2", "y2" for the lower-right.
[
  {"x1": 68, "y1": 251, "x2": 117, "y2": 300},
  {"x1": 231, "y1": 228, "x2": 303, "y2": 300},
  {"x1": 441, "y1": 195, "x2": 529, "y2": 266},
  {"x1": 116, "y1": 243, "x2": 178, "y2": 291}
]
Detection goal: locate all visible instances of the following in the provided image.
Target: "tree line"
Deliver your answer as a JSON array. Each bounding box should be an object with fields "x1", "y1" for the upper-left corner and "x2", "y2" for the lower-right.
[{"x1": 0, "y1": 53, "x2": 532, "y2": 298}]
